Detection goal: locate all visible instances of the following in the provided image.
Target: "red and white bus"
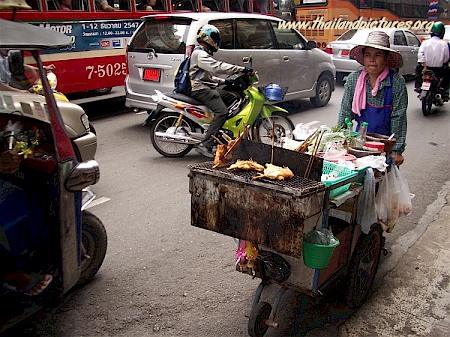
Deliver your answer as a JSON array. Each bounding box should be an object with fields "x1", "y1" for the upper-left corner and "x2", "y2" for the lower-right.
[
  {"x1": 282, "y1": 0, "x2": 450, "y2": 49},
  {"x1": 1, "y1": 0, "x2": 275, "y2": 95}
]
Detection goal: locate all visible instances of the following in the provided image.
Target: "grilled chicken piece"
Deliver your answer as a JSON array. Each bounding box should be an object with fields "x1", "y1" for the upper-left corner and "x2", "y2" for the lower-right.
[
  {"x1": 253, "y1": 163, "x2": 294, "y2": 180},
  {"x1": 227, "y1": 159, "x2": 265, "y2": 172},
  {"x1": 212, "y1": 144, "x2": 228, "y2": 168}
]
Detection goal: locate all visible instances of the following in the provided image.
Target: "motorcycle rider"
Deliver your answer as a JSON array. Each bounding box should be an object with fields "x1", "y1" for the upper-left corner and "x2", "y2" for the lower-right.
[
  {"x1": 414, "y1": 21, "x2": 450, "y2": 101},
  {"x1": 189, "y1": 24, "x2": 252, "y2": 158}
]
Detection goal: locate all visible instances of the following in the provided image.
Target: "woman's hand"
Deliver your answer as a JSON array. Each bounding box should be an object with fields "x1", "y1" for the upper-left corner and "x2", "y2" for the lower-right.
[{"x1": 390, "y1": 153, "x2": 404, "y2": 166}]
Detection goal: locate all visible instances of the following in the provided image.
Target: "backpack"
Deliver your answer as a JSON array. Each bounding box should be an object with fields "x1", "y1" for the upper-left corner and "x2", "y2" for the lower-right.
[
  {"x1": 174, "y1": 47, "x2": 202, "y2": 95},
  {"x1": 174, "y1": 56, "x2": 192, "y2": 95}
]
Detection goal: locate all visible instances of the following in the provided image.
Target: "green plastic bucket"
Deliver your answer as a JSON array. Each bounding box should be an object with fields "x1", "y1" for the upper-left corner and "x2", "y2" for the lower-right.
[{"x1": 302, "y1": 238, "x2": 340, "y2": 269}]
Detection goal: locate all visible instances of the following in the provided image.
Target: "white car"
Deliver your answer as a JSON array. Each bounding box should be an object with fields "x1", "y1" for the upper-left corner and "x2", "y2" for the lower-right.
[
  {"x1": 326, "y1": 28, "x2": 421, "y2": 81},
  {"x1": 125, "y1": 12, "x2": 336, "y2": 111}
]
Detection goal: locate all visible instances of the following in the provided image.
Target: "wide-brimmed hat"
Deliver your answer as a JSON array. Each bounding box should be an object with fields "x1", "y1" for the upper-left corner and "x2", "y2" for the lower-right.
[{"x1": 349, "y1": 30, "x2": 403, "y2": 69}]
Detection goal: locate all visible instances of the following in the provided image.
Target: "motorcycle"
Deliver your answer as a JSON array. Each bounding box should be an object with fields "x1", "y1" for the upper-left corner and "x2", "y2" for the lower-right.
[
  {"x1": 419, "y1": 68, "x2": 448, "y2": 116},
  {"x1": 146, "y1": 73, "x2": 295, "y2": 157},
  {"x1": 1, "y1": 18, "x2": 106, "y2": 332}
]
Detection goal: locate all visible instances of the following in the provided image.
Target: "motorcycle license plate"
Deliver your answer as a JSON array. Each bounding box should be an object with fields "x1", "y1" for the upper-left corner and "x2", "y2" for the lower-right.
[
  {"x1": 143, "y1": 68, "x2": 160, "y2": 82},
  {"x1": 421, "y1": 82, "x2": 431, "y2": 90}
]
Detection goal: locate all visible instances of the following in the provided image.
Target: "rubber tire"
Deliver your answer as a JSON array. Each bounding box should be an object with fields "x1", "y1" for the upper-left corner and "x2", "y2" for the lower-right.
[
  {"x1": 248, "y1": 301, "x2": 272, "y2": 337},
  {"x1": 345, "y1": 224, "x2": 382, "y2": 309},
  {"x1": 253, "y1": 113, "x2": 295, "y2": 146},
  {"x1": 421, "y1": 92, "x2": 432, "y2": 116},
  {"x1": 92, "y1": 87, "x2": 112, "y2": 95},
  {"x1": 78, "y1": 210, "x2": 108, "y2": 286},
  {"x1": 310, "y1": 75, "x2": 332, "y2": 107},
  {"x1": 150, "y1": 112, "x2": 194, "y2": 157}
]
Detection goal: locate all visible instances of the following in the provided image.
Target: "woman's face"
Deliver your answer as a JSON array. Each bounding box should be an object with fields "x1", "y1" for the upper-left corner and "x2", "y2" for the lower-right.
[{"x1": 363, "y1": 47, "x2": 387, "y2": 76}]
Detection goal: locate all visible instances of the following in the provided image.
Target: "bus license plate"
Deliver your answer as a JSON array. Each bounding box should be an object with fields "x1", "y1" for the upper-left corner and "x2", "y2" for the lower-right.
[
  {"x1": 143, "y1": 69, "x2": 160, "y2": 81},
  {"x1": 421, "y1": 81, "x2": 431, "y2": 90}
]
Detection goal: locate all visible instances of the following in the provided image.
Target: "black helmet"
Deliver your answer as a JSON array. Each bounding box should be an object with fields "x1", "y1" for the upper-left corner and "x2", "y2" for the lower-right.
[{"x1": 197, "y1": 24, "x2": 221, "y2": 53}]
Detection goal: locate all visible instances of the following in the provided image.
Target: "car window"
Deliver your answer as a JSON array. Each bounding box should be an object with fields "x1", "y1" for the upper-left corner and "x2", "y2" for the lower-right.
[
  {"x1": 128, "y1": 18, "x2": 190, "y2": 54},
  {"x1": 393, "y1": 31, "x2": 407, "y2": 46},
  {"x1": 271, "y1": 22, "x2": 306, "y2": 50},
  {"x1": 337, "y1": 29, "x2": 358, "y2": 41},
  {"x1": 210, "y1": 19, "x2": 234, "y2": 49},
  {"x1": 235, "y1": 19, "x2": 274, "y2": 49},
  {"x1": 404, "y1": 31, "x2": 420, "y2": 47}
]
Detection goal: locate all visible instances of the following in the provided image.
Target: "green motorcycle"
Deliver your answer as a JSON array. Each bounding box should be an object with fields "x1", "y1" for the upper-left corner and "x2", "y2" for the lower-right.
[{"x1": 147, "y1": 73, "x2": 295, "y2": 157}]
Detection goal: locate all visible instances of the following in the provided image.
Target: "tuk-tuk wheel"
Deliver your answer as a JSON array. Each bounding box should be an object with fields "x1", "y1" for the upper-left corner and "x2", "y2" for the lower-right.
[
  {"x1": 78, "y1": 210, "x2": 107, "y2": 286},
  {"x1": 345, "y1": 224, "x2": 382, "y2": 309},
  {"x1": 248, "y1": 301, "x2": 272, "y2": 337}
]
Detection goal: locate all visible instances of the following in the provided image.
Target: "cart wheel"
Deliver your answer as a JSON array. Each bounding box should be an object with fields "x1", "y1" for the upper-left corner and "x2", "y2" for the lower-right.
[
  {"x1": 248, "y1": 301, "x2": 272, "y2": 337},
  {"x1": 345, "y1": 224, "x2": 382, "y2": 309}
]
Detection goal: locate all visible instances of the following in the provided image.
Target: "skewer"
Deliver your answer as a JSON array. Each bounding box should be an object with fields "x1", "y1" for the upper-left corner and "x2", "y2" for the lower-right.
[
  {"x1": 224, "y1": 130, "x2": 243, "y2": 158},
  {"x1": 211, "y1": 135, "x2": 225, "y2": 145},
  {"x1": 222, "y1": 133, "x2": 232, "y2": 142},
  {"x1": 271, "y1": 120, "x2": 275, "y2": 164},
  {"x1": 304, "y1": 130, "x2": 323, "y2": 179}
]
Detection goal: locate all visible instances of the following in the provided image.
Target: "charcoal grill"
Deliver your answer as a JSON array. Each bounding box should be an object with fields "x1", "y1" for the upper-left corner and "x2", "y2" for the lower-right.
[{"x1": 189, "y1": 140, "x2": 327, "y2": 258}]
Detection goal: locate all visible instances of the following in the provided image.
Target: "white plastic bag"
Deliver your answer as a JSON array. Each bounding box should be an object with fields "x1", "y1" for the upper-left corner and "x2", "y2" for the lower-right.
[
  {"x1": 375, "y1": 167, "x2": 400, "y2": 232},
  {"x1": 392, "y1": 165, "x2": 413, "y2": 216},
  {"x1": 357, "y1": 168, "x2": 377, "y2": 234}
]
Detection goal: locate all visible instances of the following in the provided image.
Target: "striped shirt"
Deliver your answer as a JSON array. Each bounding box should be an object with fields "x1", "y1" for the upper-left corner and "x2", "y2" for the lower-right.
[{"x1": 338, "y1": 70, "x2": 408, "y2": 154}]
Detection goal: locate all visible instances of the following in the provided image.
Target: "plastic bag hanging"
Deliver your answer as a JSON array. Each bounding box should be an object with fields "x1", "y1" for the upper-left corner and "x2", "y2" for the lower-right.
[
  {"x1": 392, "y1": 165, "x2": 413, "y2": 216},
  {"x1": 357, "y1": 168, "x2": 377, "y2": 234}
]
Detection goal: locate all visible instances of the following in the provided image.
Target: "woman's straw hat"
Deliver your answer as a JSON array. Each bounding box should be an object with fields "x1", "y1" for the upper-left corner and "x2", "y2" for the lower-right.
[{"x1": 349, "y1": 30, "x2": 403, "y2": 69}]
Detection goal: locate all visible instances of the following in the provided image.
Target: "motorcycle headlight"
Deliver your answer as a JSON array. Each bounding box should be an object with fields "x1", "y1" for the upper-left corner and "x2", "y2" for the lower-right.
[{"x1": 80, "y1": 113, "x2": 90, "y2": 132}]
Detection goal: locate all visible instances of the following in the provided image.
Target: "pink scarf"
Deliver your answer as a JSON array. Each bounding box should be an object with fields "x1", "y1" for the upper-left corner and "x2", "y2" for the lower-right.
[{"x1": 352, "y1": 67, "x2": 389, "y2": 116}]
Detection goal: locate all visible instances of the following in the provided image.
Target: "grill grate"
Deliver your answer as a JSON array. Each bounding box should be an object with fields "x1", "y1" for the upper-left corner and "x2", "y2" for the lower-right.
[{"x1": 189, "y1": 161, "x2": 326, "y2": 196}]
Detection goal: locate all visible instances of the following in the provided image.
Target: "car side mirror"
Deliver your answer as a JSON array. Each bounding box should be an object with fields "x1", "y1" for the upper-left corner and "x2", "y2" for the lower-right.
[
  {"x1": 306, "y1": 41, "x2": 317, "y2": 49},
  {"x1": 65, "y1": 160, "x2": 100, "y2": 192}
]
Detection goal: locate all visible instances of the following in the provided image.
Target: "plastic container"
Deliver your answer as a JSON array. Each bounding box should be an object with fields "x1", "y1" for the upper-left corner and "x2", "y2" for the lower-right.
[
  {"x1": 303, "y1": 238, "x2": 340, "y2": 269},
  {"x1": 321, "y1": 161, "x2": 358, "y2": 198},
  {"x1": 365, "y1": 141, "x2": 385, "y2": 151}
]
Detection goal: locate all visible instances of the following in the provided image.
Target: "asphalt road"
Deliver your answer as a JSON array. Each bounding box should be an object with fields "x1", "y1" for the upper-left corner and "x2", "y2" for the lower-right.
[{"x1": 9, "y1": 79, "x2": 450, "y2": 336}]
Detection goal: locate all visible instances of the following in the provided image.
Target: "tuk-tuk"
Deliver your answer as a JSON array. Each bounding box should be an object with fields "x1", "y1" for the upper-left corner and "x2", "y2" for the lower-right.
[{"x1": 0, "y1": 18, "x2": 107, "y2": 332}]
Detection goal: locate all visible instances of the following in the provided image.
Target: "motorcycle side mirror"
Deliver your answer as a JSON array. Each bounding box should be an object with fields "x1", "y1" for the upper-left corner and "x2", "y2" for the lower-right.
[{"x1": 65, "y1": 160, "x2": 100, "y2": 192}]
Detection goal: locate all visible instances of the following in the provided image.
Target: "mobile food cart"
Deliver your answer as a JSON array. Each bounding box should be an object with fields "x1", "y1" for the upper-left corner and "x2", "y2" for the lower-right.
[{"x1": 189, "y1": 139, "x2": 386, "y2": 337}]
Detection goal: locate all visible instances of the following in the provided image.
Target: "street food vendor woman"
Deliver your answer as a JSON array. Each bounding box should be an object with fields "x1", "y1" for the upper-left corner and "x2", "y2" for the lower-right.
[{"x1": 337, "y1": 31, "x2": 408, "y2": 166}]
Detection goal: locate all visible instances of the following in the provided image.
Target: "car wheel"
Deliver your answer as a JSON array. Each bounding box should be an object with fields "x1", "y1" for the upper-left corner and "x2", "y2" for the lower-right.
[
  {"x1": 310, "y1": 75, "x2": 332, "y2": 107},
  {"x1": 92, "y1": 87, "x2": 112, "y2": 95}
]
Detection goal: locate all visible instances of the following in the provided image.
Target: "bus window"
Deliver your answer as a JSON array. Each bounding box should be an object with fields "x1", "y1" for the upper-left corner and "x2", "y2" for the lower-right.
[
  {"x1": 172, "y1": 0, "x2": 195, "y2": 10},
  {"x1": 48, "y1": 0, "x2": 89, "y2": 10},
  {"x1": 136, "y1": 0, "x2": 167, "y2": 10},
  {"x1": 26, "y1": 0, "x2": 41, "y2": 10},
  {"x1": 47, "y1": 0, "x2": 61, "y2": 10},
  {"x1": 202, "y1": 0, "x2": 224, "y2": 11},
  {"x1": 253, "y1": 0, "x2": 270, "y2": 13},
  {"x1": 229, "y1": 0, "x2": 250, "y2": 12}
]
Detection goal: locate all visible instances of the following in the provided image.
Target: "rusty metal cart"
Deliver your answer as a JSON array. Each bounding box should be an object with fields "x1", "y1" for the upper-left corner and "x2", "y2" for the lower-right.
[{"x1": 189, "y1": 140, "x2": 384, "y2": 337}]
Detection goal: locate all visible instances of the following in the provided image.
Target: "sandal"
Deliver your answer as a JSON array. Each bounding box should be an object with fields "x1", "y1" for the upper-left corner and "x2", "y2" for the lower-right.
[{"x1": 3, "y1": 272, "x2": 53, "y2": 296}]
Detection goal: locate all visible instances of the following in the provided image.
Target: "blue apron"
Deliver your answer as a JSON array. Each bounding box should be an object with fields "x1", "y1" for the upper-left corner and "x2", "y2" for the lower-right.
[{"x1": 355, "y1": 70, "x2": 394, "y2": 136}]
